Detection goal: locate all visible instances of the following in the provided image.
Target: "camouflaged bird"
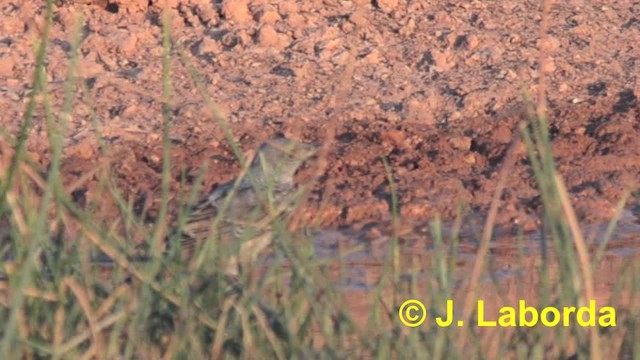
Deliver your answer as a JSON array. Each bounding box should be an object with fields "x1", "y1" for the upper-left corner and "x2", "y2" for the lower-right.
[{"x1": 170, "y1": 136, "x2": 318, "y2": 276}]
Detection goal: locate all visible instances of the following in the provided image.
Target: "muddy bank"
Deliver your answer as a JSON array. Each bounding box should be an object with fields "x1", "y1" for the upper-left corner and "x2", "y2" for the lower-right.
[{"x1": 0, "y1": 0, "x2": 638, "y2": 236}]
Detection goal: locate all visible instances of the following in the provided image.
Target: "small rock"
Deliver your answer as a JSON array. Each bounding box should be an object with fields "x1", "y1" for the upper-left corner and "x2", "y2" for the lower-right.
[
  {"x1": 122, "y1": 105, "x2": 140, "y2": 118},
  {"x1": 0, "y1": 55, "x2": 15, "y2": 77},
  {"x1": 0, "y1": 14, "x2": 24, "y2": 35},
  {"x1": 341, "y1": 21, "x2": 354, "y2": 33},
  {"x1": 515, "y1": 141, "x2": 528, "y2": 157},
  {"x1": 374, "y1": 0, "x2": 398, "y2": 13},
  {"x1": 257, "y1": 24, "x2": 285, "y2": 48},
  {"x1": 199, "y1": 36, "x2": 220, "y2": 54},
  {"x1": 287, "y1": 13, "x2": 306, "y2": 31},
  {"x1": 401, "y1": 202, "x2": 432, "y2": 218},
  {"x1": 362, "y1": 48, "x2": 381, "y2": 64},
  {"x1": 467, "y1": 34, "x2": 480, "y2": 49},
  {"x1": 278, "y1": 1, "x2": 297, "y2": 16},
  {"x1": 381, "y1": 130, "x2": 405, "y2": 146},
  {"x1": 254, "y1": 4, "x2": 280, "y2": 24},
  {"x1": 194, "y1": 1, "x2": 219, "y2": 25},
  {"x1": 119, "y1": 0, "x2": 148, "y2": 12},
  {"x1": 112, "y1": 30, "x2": 139, "y2": 57},
  {"x1": 574, "y1": 127, "x2": 586, "y2": 136},
  {"x1": 433, "y1": 11, "x2": 453, "y2": 26},
  {"x1": 449, "y1": 136, "x2": 472, "y2": 150},
  {"x1": 537, "y1": 36, "x2": 561, "y2": 52},
  {"x1": 399, "y1": 18, "x2": 416, "y2": 37},
  {"x1": 432, "y1": 49, "x2": 455, "y2": 72},
  {"x1": 406, "y1": 97, "x2": 438, "y2": 124},
  {"x1": 349, "y1": 10, "x2": 369, "y2": 28},
  {"x1": 68, "y1": 142, "x2": 94, "y2": 160},
  {"x1": 493, "y1": 124, "x2": 512, "y2": 144},
  {"x1": 464, "y1": 153, "x2": 476, "y2": 165},
  {"x1": 345, "y1": 201, "x2": 388, "y2": 223},
  {"x1": 541, "y1": 58, "x2": 556, "y2": 73},
  {"x1": 222, "y1": 0, "x2": 251, "y2": 24}
]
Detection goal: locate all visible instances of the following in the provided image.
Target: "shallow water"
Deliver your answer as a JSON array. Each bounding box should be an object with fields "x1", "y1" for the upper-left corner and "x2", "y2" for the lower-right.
[
  {"x1": 288, "y1": 208, "x2": 637, "y2": 335},
  {"x1": 306, "y1": 208, "x2": 640, "y2": 292}
]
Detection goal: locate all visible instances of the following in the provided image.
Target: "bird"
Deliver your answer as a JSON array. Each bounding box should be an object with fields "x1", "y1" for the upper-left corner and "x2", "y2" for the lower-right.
[
  {"x1": 167, "y1": 136, "x2": 319, "y2": 276},
  {"x1": 0, "y1": 137, "x2": 317, "y2": 304}
]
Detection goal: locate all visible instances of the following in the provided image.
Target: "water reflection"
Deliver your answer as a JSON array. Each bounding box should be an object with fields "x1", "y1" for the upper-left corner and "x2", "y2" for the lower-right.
[{"x1": 307, "y1": 208, "x2": 640, "y2": 291}]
